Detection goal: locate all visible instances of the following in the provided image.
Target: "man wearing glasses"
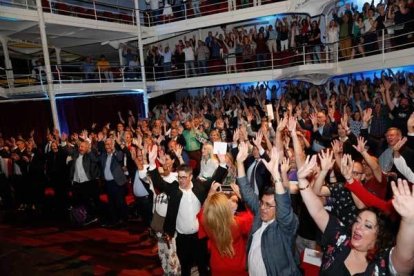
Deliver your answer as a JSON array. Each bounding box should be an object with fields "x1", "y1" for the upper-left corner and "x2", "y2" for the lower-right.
[
  {"x1": 235, "y1": 142, "x2": 301, "y2": 276},
  {"x1": 147, "y1": 146, "x2": 228, "y2": 276}
]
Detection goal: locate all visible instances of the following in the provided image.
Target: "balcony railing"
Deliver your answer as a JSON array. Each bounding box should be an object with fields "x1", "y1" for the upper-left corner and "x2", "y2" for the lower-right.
[
  {"x1": 141, "y1": 0, "x2": 285, "y2": 27},
  {"x1": 0, "y1": 0, "x2": 286, "y2": 26},
  {"x1": 2, "y1": 21, "x2": 413, "y2": 91}
]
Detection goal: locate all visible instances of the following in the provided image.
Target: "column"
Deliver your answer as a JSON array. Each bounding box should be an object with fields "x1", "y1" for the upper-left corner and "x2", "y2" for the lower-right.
[
  {"x1": 0, "y1": 36, "x2": 14, "y2": 88},
  {"x1": 54, "y1": 47, "x2": 61, "y2": 65},
  {"x1": 134, "y1": 0, "x2": 149, "y2": 118},
  {"x1": 36, "y1": 0, "x2": 60, "y2": 133},
  {"x1": 118, "y1": 47, "x2": 124, "y2": 66}
]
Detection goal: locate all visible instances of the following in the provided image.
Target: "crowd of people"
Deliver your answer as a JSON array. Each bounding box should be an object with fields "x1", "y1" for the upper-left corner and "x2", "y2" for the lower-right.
[
  {"x1": 1, "y1": 67, "x2": 414, "y2": 275},
  {"x1": 73, "y1": 1, "x2": 414, "y2": 82}
]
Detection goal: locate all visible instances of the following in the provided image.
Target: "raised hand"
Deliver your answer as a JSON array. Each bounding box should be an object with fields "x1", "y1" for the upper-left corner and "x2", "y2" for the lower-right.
[
  {"x1": 262, "y1": 147, "x2": 281, "y2": 182},
  {"x1": 393, "y1": 137, "x2": 407, "y2": 157},
  {"x1": 383, "y1": 78, "x2": 392, "y2": 91},
  {"x1": 208, "y1": 181, "x2": 222, "y2": 196},
  {"x1": 174, "y1": 144, "x2": 183, "y2": 157},
  {"x1": 331, "y1": 140, "x2": 342, "y2": 156},
  {"x1": 340, "y1": 113, "x2": 349, "y2": 130},
  {"x1": 287, "y1": 116, "x2": 297, "y2": 133},
  {"x1": 309, "y1": 113, "x2": 318, "y2": 127},
  {"x1": 362, "y1": 108, "x2": 373, "y2": 124},
  {"x1": 280, "y1": 157, "x2": 291, "y2": 174},
  {"x1": 318, "y1": 149, "x2": 335, "y2": 172},
  {"x1": 277, "y1": 116, "x2": 288, "y2": 132},
  {"x1": 130, "y1": 147, "x2": 137, "y2": 161},
  {"x1": 148, "y1": 145, "x2": 158, "y2": 166},
  {"x1": 352, "y1": 136, "x2": 368, "y2": 153},
  {"x1": 297, "y1": 155, "x2": 318, "y2": 180},
  {"x1": 340, "y1": 154, "x2": 354, "y2": 182},
  {"x1": 391, "y1": 179, "x2": 414, "y2": 220},
  {"x1": 236, "y1": 141, "x2": 249, "y2": 163},
  {"x1": 252, "y1": 130, "x2": 263, "y2": 149}
]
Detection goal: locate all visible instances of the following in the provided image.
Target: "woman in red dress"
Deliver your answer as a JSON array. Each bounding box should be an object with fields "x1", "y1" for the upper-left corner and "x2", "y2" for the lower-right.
[{"x1": 201, "y1": 191, "x2": 253, "y2": 276}]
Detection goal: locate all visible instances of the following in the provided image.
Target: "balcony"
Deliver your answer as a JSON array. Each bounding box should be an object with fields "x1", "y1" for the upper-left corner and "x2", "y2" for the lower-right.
[
  {"x1": 2, "y1": 22, "x2": 414, "y2": 100},
  {"x1": 0, "y1": 0, "x2": 335, "y2": 38}
]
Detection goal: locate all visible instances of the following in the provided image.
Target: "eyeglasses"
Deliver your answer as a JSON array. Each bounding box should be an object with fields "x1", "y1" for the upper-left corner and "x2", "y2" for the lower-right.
[
  {"x1": 259, "y1": 200, "x2": 276, "y2": 210},
  {"x1": 178, "y1": 175, "x2": 190, "y2": 180}
]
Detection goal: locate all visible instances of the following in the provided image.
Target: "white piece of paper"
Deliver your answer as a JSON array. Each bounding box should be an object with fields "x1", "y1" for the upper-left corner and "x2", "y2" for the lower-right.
[
  {"x1": 266, "y1": 104, "x2": 274, "y2": 120},
  {"x1": 213, "y1": 142, "x2": 228, "y2": 154},
  {"x1": 303, "y1": 248, "x2": 322, "y2": 267}
]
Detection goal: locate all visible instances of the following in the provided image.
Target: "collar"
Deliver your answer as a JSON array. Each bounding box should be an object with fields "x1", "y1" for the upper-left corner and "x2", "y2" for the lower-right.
[
  {"x1": 261, "y1": 219, "x2": 275, "y2": 227},
  {"x1": 179, "y1": 182, "x2": 194, "y2": 192}
]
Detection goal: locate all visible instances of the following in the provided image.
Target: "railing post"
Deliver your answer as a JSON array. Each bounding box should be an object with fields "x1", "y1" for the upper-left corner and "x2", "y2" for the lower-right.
[
  {"x1": 25, "y1": 0, "x2": 28, "y2": 9},
  {"x1": 57, "y1": 66, "x2": 62, "y2": 85},
  {"x1": 382, "y1": 28, "x2": 385, "y2": 64},
  {"x1": 302, "y1": 45, "x2": 306, "y2": 65},
  {"x1": 153, "y1": 66, "x2": 156, "y2": 81},
  {"x1": 335, "y1": 42, "x2": 339, "y2": 65},
  {"x1": 121, "y1": 67, "x2": 125, "y2": 84},
  {"x1": 184, "y1": 63, "x2": 188, "y2": 78},
  {"x1": 98, "y1": 67, "x2": 102, "y2": 83},
  {"x1": 271, "y1": 52, "x2": 274, "y2": 69},
  {"x1": 93, "y1": 0, "x2": 97, "y2": 20},
  {"x1": 184, "y1": 3, "x2": 187, "y2": 19},
  {"x1": 49, "y1": 0, "x2": 52, "y2": 13},
  {"x1": 326, "y1": 44, "x2": 329, "y2": 63}
]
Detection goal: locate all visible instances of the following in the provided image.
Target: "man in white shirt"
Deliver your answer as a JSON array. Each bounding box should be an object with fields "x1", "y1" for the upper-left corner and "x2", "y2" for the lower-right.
[
  {"x1": 69, "y1": 141, "x2": 100, "y2": 224},
  {"x1": 147, "y1": 145, "x2": 228, "y2": 276},
  {"x1": 182, "y1": 41, "x2": 197, "y2": 77}
]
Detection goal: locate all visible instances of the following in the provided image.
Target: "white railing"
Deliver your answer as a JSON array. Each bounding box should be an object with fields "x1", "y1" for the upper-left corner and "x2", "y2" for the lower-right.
[
  {"x1": 0, "y1": 0, "x2": 286, "y2": 26},
  {"x1": 2, "y1": 20, "x2": 414, "y2": 90}
]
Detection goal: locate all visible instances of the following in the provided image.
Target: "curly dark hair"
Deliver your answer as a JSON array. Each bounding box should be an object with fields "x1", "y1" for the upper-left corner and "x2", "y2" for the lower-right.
[{"x1": 353, "y1": 207, "x2": 395, "y2": 262}]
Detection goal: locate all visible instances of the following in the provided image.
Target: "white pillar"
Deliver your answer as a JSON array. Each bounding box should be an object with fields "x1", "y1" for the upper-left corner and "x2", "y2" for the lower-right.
[
  {"x1": 0, "y1": 36, "x2": 14, "y2": 88},
  {"x1": 54, "y1": 47, "x2": 61, "y2": 65},
  {"x1": 134, "y1": 0, "x2": 149, "y2": 118},
  {"x1": 118, "y1": 47, "x2": 124, "y2": 66},
  {"x1": 36, "y1": 0, "x2": 60, "y2": 134}
]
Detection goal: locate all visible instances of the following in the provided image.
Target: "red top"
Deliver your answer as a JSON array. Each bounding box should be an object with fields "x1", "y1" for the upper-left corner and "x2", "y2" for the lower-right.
[
  {"x1": 198, "y1": 210, "x2": 253, "y2": 276},
  {"x1": 363, "y1": 172, "x2": 388, "y2": 200},
  {"x1": 344, "y1": 178, "x2": 394, "y2": 215}
]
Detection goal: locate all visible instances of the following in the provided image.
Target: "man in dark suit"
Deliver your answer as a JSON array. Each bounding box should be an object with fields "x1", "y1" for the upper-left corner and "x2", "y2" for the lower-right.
[
  {"x1": 68, "y1": 141, "x2": 100, "y2": 223},
  {"x1": 99, "y1": 138, "x2": 128, "y2": 226},
  {"x1": 310, "y1": 111, "x2": 337, "y2": 153},
  {"x1": 231, "y1": 132, "x2": 271, "y2": 197},
  {"x1": 45, "y1": 141, "x2": 69, "y2": 215},
  {"x1": 148, "y1": 145, "x2": 228, "y2": 276}
]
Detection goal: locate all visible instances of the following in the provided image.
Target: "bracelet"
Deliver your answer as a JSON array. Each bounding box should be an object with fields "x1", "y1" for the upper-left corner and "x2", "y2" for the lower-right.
[{"x1": 299, "y1": 183, "x2": 310, "y2": 190}]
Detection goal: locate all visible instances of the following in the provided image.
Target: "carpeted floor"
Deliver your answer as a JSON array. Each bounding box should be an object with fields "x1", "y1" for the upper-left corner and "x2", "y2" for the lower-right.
[{"x1": 0, "y1": 212, "x2": 163, "y2": 276}]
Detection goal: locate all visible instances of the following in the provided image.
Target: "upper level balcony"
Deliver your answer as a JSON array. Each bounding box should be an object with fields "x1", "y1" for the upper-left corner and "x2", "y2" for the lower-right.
[
  {"x1": 0, "y1": 0, "x2": 335, "y2": 39},
  {"x1": 1, "y1": 22, "x2": 414, "y2": 101}
]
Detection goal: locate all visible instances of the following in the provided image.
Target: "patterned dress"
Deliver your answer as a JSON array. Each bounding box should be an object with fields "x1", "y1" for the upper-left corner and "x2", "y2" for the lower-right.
[{"x1": 320, "y1": 215, "x2": 393, "y2": 276}]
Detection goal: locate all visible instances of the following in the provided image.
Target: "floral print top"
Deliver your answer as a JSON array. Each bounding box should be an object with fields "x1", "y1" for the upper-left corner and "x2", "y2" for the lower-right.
[
  {"x1": 320, "y1": 215, "x2": 392, "y2": 276},
  {"x1": 328, "y1": 183, "x2": 358, "y2": 228}
]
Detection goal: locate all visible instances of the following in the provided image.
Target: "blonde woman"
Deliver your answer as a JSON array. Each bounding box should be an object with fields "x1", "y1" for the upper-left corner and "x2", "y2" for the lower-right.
[
  {"x1": 198, "y1": 143, "x2": 219, "y2": 181},
  {"x1": 201, "y1": 191, "x2": 252, "y2": 276}
]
